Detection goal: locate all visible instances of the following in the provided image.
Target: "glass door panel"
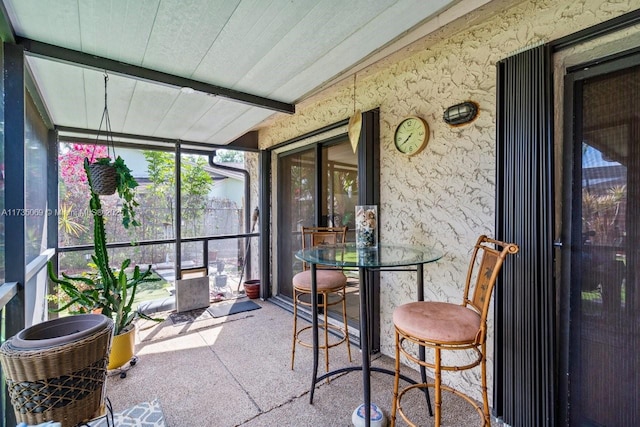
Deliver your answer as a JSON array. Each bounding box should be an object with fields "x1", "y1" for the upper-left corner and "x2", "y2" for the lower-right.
[
  {"x1": 568, "y1": 64, "x2": 640, "y2": 426},
  {"x1": 277, "y1": 147, "x2": 316, "y2": 300},
  {"x1": 321, "y1": 142, "x2": 359, "y2": 327},
  {"x1": 276, "y1": 138, "x2": 360, "y2": 328}
]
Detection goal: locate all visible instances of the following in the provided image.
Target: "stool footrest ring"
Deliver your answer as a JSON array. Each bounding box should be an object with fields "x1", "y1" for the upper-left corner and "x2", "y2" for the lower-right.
[
  {"x1": 396, "y1": 383, "x2": 488, "y2": 427},
  {"x1": 295, "y1": 324, "x2": 349, "y2": 350}
]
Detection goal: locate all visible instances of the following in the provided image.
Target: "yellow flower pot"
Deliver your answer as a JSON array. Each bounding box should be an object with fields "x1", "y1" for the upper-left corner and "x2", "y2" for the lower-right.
[{"x1": 108, "y1": 326, "x2": 135, "y2": 370}]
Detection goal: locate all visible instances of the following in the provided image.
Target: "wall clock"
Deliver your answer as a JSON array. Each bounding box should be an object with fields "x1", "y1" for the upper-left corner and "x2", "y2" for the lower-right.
[{"x1": 394, "y1": 116, "x2": 429, "y2": 156}]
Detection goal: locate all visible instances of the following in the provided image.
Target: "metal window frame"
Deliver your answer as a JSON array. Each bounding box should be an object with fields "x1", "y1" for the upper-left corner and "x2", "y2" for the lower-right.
[{"x1": 265, "y1": 108, "x2": 380, "y2": 350}]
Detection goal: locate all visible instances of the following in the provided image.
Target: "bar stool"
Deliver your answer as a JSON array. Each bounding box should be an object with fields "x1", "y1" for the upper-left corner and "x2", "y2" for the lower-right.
[
  {"x1": 291, "y1": 226, "x2": 352, "y2": 374},
  {"x1": 391, "y1": 235, "x2": 519, "y2": 426}
]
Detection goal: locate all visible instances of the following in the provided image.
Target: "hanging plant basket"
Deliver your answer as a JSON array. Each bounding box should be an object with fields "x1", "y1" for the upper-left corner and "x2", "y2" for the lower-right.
[{"x1": 88, "y1": 162, "x2": 117, "y2": 195}]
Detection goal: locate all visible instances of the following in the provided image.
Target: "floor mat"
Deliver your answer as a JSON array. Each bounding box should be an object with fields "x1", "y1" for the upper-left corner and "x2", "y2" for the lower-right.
[
  {"x1": 207, "y1": 299, "x2": 261, "y2": 318},
  {"x1": 168, "y1": 307, "x2": 212, "y2": 325},
  {"x1": 88, "y1": 399, "x2": 165, "y2": 426}
]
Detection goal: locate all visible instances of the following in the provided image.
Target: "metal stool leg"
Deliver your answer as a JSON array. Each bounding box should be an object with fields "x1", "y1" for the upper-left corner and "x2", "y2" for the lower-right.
[
  {"x1": 434, "y1": 347, "x2": 442, "y2": 427},
  {"x1": 391, "y1": 331, "x2": 401, "y2": 426},
  {"x1": 340, "y1": 288, "x2": 352, "y2": 362},
  {"x1": 291, "y1": 289, "x2": 299, "y2": 370}
]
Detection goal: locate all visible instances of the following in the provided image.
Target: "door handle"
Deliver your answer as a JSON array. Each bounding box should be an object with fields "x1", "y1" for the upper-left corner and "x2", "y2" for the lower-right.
[{"x1": 553, "y1": 239, "x2": 563, "y2": 248}]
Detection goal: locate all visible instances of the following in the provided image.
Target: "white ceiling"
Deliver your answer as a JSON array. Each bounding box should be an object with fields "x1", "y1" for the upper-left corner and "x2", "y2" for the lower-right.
[{"x1": 2, "y1": 0, "x2": 482, "y2": 149}]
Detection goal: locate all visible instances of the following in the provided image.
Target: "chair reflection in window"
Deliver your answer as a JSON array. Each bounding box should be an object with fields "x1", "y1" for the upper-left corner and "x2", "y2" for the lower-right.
[{"x1": 581, "y1": 234, "x2": 626, "y2": 318}]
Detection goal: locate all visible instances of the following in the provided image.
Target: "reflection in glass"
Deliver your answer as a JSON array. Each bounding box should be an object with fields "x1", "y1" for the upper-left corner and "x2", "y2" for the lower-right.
[
  {"x1": 571, "y1": 67, "x2": 639, "y2": 426},
  {"x1": 25, "y1": 94, "x2": 48, "y2": 263}
]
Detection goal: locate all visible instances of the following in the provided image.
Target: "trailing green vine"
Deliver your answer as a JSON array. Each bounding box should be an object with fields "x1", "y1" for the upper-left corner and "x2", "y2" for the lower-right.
[{"x1": 93, "y1": 156, "x2": 140, "y2": 228}]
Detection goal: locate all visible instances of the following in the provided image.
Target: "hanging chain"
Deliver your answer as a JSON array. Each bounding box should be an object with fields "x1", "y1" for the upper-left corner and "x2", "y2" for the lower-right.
[{"x1": 92, "y1": 72, "x2": 116, "y2": 160}]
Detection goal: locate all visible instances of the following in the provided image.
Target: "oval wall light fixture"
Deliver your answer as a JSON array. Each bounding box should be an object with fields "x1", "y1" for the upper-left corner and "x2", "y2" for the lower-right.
[{"x1": 443, "y1": 101, "x2": 478, "y2": 126}]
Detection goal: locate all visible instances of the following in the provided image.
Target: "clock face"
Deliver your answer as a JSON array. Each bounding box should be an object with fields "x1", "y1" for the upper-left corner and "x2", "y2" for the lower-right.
[{"x1": 394, "y1": 116, "x2": 429, "y2": 156}]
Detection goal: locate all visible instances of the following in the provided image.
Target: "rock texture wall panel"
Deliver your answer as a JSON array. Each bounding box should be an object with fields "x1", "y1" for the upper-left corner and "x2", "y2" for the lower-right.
[{"x1": 258, "y1": 0, "x2": 640, "y2": 400}]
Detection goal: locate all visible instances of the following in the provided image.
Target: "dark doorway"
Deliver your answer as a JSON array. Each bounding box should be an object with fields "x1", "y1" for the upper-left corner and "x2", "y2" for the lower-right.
[{"x1": 563, "y1": 52, "x2": 640, "y2": 426}]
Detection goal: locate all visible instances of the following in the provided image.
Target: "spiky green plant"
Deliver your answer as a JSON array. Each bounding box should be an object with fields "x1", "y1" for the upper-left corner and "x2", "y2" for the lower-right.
[{"x1": 48, "y1": 157, "x2": 159, "y2": 335}]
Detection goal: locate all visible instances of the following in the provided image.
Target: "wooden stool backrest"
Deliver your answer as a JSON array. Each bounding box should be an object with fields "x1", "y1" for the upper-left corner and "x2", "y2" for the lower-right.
[
  {"x1": 462, "y1": 235, "x2": 519, "y2": 343},
  {"x1": 300, "y1": 226, "x2": 347, "y2": 270}
]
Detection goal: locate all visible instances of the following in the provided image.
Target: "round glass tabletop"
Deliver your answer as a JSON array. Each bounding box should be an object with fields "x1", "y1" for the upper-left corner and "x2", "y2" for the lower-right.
[{"x1": 295, "y1": 243, "x2": 443, "y2": 268}]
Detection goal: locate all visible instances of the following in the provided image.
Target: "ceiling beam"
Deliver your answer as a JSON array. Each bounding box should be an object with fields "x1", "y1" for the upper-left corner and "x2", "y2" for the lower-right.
[
  {"x1": 18, "y1": 37, "x2": 295, "y2": 114},
  {"x1": 57, "y1": 125, "x2": 230, "y2": 149},
  {"x1": 57, "y1": 125, "x2": 260, "y2": 153}
]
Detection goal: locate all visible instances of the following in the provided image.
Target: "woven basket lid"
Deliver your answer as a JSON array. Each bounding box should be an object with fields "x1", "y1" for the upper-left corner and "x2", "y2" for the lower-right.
[{"x1": 10, "y1": 314, "x2": 112, "y2": 350}]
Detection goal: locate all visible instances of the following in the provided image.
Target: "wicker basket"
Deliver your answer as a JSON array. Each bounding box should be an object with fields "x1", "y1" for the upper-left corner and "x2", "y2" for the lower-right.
[
  {"x1": 88, "y1": 163, "x2": 117, "y2": 195},
  {"x1": 0, "y1": 314, "x2": 114, "y2": 427}
]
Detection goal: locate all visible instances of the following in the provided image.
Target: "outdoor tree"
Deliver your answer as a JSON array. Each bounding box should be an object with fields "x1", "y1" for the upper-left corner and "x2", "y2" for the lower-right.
[
  {"x1": 143, "y1": 151, "x2": 213, "y2": 238},
  {"x1": 57, "y1": 143, "x2": 137, "y2": 272},
  {"x1": 181, "y1": 156, "x2": 214, "y2": 236},
  {"x1": 58, "y1": 143, "x2": 107, "y2": 246},
  {"x1": 143, "y1": 151, "x2": 176, "y2": 234},
  {"x1": 582, "y1": 185, "x2": 626, "y2": 245},
  {"x1": 214, "y1": 149, "x2": 244, "y2": 164}
]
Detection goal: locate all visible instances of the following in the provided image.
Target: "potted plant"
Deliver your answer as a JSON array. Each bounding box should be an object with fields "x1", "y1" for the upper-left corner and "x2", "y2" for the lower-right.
[
  {"x1": 88, "y1": 155, "x2": 140, "y2": 228},
  {"x1": 48, "y1": 156, "x2": 158, "y2": 369}
]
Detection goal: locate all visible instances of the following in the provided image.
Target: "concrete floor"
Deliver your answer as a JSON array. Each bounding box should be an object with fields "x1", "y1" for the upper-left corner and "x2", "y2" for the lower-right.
[{"x1": 104, "y1": 299, "x2": 498, "y2": 426}]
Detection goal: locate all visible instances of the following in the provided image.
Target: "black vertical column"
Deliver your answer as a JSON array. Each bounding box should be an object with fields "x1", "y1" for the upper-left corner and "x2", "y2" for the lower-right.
[
  {"x1": 495, "y1": 44, "x2": 556, "y2": 426},
  {"x1": 259, "y1": 149, "x2": 270, "y2": 299},
  {"x1": 174, "y1": 141, "x2": 181, "y2": 280},
  {"x1": 358, "y1": 109, "x2": 380, "y2": 352},
  {"x1": 3, "y1": 41, "x2": 25, "y2": 427},
  {"x1": 46, "y1": 128, "x2": 58, "y2": 316},
  {"x1": 4, "y1": 42, "x2": 25, "y2": 335},
  {"x1": 46, "y1": 129, "x2": 57, "y2": 251}
]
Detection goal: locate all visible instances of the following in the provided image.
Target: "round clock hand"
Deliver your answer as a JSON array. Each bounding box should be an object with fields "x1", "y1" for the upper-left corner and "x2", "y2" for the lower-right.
[{"x1": 400, "y1": 134, "x2": 412, "y2": 147}]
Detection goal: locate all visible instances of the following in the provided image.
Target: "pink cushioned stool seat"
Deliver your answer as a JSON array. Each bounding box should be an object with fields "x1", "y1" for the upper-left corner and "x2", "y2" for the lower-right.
[
  {"x1": 393, "y1": 301, "x2": 480, "y2": 343},
  {"x1": 293, "y1": 269, "x2": 347, "y2": 291}
]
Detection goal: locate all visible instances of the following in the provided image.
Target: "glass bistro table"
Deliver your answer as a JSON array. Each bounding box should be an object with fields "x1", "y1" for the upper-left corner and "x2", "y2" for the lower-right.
[{"x1": 295, "y1": 243, "x2": 443, "y2": 427}]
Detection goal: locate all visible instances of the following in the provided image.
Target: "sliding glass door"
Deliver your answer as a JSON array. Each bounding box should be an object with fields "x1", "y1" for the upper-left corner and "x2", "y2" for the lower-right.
[
  {"x1": 277, "y1": 146, "x2": 316, "y2": 300},
  {"x1": 276, "y1": 137, "x2": 360, "y2": 327}
]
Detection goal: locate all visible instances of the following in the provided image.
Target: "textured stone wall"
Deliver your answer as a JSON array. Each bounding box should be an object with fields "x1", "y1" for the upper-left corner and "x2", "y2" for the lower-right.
[{"x1": 258, "y1": 0, "x2": 640, "y2": 400}]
